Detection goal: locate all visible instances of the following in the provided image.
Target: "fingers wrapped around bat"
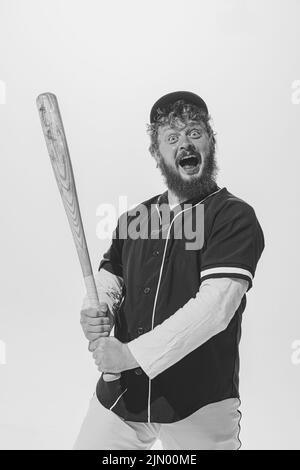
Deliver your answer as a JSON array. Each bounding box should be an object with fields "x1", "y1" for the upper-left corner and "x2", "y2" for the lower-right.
[
  {"x1": 91, "y1": 337, "x2": 106, "y2": 355},
  {"x1": 87, "y1": 324, "x2": 111, "y2": 334},
  {"x1": 86, "y1": 316, "x2": 110, "y2": 326}
]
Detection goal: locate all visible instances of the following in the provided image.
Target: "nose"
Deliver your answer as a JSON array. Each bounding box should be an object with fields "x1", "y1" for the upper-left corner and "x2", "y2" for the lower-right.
[{"x1": 178, "y1": 134, "x2": 193, "y2": 152}]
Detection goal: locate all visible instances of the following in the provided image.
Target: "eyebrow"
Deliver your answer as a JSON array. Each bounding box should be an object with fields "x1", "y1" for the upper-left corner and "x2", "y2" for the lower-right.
[{"x1": 161, "y1": 124, "x2": 204, "y2": 135}]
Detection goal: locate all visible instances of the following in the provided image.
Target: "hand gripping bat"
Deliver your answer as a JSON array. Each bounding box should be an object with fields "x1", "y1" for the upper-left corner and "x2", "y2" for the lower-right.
[{"x1": 36, "y1": 92, "x2": 120, "y2": 382}]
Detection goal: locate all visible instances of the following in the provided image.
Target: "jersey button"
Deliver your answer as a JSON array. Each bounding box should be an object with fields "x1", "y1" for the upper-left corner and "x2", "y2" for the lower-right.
[
  {"x1": 143, "y1": 287, "x2": 151, "y2": 294},
  {"x1": 137, "y1": 327, "x2": 144, "y2": 335},
  {"x1": 135, "y1": 368, "x2": 143, "y2": 375},
  {"x1": 152, "y1": 250, "x2": 160, "y2": 257}
]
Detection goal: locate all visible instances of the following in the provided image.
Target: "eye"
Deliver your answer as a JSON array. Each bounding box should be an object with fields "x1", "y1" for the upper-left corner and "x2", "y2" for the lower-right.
[
  {"x1": 167, "y1": 134, "x2": 179, "y2": 144},
  {"x1": 189, "y1": 129, "x2": 202, "y2": 138}
]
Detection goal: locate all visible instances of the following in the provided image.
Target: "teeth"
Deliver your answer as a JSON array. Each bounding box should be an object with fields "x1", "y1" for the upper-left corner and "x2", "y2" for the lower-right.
[{"x1": 181, "y1": 156, "x2": 194, "y2": 161}]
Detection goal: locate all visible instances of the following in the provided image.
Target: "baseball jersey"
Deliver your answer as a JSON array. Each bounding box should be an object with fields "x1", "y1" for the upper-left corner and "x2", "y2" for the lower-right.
[{"x1": 95, "y1": 186, "x2": 265, "y2": 423}]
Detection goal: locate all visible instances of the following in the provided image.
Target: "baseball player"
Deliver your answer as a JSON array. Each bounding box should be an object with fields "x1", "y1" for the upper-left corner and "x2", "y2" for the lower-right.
[{"x1": 74, "y1": 91, "x2": 265, "y2": 450}]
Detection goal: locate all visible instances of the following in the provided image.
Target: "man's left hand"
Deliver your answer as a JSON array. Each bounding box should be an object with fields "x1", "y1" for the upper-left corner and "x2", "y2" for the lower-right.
[{"x1": 91, "y1": 337, "x2": 140, "y2": 373}]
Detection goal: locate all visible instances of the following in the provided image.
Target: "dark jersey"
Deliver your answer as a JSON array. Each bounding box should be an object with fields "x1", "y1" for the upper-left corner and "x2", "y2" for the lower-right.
[{"x1": 95, "y1": 187, "x2": 265, "y2": 423}]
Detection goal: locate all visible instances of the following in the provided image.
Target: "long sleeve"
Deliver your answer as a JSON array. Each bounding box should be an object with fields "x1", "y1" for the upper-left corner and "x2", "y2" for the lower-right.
[{"x1": 127, "y1": 277, "x2": 248, "y2": 379}]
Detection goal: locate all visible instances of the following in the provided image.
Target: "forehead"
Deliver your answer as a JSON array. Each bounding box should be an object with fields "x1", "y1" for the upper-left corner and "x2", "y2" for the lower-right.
[{"x1": 158, "y1": 120, "x2": 204, "y2": 136}]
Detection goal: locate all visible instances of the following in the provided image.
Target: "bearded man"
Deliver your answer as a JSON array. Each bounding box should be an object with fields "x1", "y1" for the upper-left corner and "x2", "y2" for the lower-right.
[{"x1": 74, "y1": 91, "x2": 265, "y2": 450}]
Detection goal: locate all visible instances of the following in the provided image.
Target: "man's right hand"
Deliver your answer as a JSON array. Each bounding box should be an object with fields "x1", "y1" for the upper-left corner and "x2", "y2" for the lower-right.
[{"x1": 80, "y1": 301, "x2": 114, "y2": 343}]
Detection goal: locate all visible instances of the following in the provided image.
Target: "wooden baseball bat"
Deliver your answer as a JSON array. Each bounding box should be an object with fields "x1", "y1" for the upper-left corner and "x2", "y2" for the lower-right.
[{"x1": 36, "y1": 92, "x2": 120, "y2": 382}]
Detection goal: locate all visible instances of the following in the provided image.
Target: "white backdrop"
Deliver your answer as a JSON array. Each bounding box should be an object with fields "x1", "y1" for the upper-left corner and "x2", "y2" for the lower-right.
[{"x1": 0, "y1": 0, "x2": 299, "y2": 450}]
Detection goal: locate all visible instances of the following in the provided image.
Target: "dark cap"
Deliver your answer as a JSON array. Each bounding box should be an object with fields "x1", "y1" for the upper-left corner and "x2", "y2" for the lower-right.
[{"x1": 150, "y1": 91, "x2": 208, "y2": 123}]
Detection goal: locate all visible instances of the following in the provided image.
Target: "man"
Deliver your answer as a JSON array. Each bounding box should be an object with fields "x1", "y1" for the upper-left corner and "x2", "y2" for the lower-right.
[{"x1": 74, "y1": 91, "x2": 265, "y2": 450}]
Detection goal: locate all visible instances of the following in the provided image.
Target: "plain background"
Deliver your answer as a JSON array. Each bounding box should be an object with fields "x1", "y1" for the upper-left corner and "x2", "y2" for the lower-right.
[{"x1": 0, "y1": 0, "x2": 299, "y2": 450}]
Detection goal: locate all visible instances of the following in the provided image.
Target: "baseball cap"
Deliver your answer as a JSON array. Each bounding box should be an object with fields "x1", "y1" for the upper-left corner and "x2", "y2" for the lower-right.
[{"x1": 150, "y1": 91, "x2": 208, "y2": 123}]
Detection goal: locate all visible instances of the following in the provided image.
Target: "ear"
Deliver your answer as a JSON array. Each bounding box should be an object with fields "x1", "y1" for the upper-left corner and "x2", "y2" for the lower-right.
[
  {"x1": 153, "y1": 150, "x2": 161, "y2": 169},
  {"x1": 153, "y1": 150, "x2": 159, "y2": 163},
  {"x1": 149, "y1": 145, "x2": 160, "y2": 165}
]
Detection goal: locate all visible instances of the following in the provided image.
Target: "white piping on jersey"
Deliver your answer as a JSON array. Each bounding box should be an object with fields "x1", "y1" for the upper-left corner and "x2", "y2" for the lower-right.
[
  {"x1": 147, "y1": 187, "x2": 223, "y2": 422},
  {"x1": 155, "y1": 201, "x2": 162, "y2": 224},
  {"x1": 109, "y1": 387, "x2": 128, "y2": 411},
  {"x1": 201, "y1": 266, "x2": 253, "y2": 280}
]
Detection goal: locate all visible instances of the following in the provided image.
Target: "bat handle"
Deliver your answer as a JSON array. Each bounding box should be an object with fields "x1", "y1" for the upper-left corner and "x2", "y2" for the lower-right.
[{"x1": 85, "y1": 275, "x2": 121, "y2": 382}]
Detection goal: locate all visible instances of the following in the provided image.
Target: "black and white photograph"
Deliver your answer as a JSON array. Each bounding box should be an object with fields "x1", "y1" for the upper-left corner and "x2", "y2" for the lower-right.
[{"x1": 0, "y1": 0, "x2": 299, "y2": 452}]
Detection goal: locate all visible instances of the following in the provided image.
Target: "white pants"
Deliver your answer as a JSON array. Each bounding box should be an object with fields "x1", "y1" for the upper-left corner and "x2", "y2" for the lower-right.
[{"x1": 73, "y1": 393, "x2": 241, "y2": 450}]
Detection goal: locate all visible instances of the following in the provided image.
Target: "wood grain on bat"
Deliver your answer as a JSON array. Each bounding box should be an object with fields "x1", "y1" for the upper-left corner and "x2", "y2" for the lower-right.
[{"x1": 36, "y1": 93, "x2": 93, "y2": 279}]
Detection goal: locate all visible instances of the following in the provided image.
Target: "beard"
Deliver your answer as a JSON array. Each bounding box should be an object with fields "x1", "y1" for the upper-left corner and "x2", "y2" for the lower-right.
[{"x1": 156, "y1": 143, "x2": 219, "y2": 202}]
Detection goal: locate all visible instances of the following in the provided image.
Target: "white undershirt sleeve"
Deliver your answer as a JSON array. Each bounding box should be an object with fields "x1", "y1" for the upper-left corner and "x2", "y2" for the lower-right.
[{"x1": 127, "y1": 277, "x2": 248, "y2": 379}]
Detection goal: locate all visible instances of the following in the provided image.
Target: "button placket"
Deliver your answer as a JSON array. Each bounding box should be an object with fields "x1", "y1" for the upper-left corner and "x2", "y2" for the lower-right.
[{"x1": 134, "y1": 327, "x2": 144, "y2": 375}]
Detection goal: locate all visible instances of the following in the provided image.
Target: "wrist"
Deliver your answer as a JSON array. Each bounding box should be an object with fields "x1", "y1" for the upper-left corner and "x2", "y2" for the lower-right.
[{"x1": 123, "y1": 343, "x2": 140, "y2": 370}]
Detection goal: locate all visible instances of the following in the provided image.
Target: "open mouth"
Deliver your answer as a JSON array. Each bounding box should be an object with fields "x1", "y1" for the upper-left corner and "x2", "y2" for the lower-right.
[{"x1": 178, "y1": 154, "x2": 201, "y2": 175}]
